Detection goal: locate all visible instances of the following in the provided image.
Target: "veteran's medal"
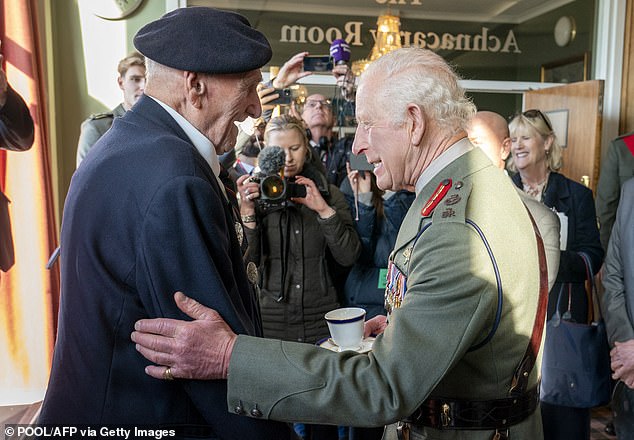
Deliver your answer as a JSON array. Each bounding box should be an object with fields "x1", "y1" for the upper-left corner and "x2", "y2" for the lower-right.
[
  {"x1": 385, "y1": 258, "x2": 408, "y2": 315},
  {"x1": 246, "y1": 261, "x2": 259, "y2": 285},
  {"x1": 235, "y1": 221, "x2": 244, "y2": 246}
]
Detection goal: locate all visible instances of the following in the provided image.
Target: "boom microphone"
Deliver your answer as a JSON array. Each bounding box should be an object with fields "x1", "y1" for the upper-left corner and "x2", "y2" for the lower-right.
[
  {"x1": 258, "y1": 145, "x2": 286, "y2": 176},
  {"x1": 329, "y1": 39, "x2": 351, "y2": 65}
]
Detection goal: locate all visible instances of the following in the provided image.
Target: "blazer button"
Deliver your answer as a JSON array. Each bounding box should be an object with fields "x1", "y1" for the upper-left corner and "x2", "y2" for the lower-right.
[{"x1": 250, "y1": 406, "x2": 263, "y2": 418}]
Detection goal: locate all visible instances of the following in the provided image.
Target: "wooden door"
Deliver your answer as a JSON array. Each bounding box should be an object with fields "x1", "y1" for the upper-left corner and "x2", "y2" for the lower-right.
[{"x1": 524, "y1": 80, "x2": 604, "y2": 192}]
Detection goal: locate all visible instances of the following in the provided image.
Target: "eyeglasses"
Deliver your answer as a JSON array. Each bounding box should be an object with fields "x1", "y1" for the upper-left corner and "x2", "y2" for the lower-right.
[
  {"x1": 519, "y1": 109, "x2": 553, "y2": 132},
  {"x1": 355, "y1": 120, "x2": 393, "y2": 136},
  {"x1": 304, "y1": 99, "x2": 332, "y2": 110}
]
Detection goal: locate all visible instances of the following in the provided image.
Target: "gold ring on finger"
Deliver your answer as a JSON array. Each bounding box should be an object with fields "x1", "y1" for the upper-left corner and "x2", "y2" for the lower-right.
[{"x1": 163, "y1": 366, "x2": 174, "y2": 381}]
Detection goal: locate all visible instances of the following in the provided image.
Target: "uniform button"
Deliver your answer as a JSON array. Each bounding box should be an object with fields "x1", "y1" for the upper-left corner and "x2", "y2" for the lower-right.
[
  {"x1": 295, "y1": 284, "x2": 301, "y2": 289},
  {"x1": 454, "y1": 181, "x2": 463, "y2": 189},
  {"x1": 234, "y1": 405, "x2": 245, "y2": 415},
  {"x1": 295, "y1": 230, "x2": 300, "y2": 234},
  {"x1": 250, "y1": 406, "x2": 263, "y2": 418}
]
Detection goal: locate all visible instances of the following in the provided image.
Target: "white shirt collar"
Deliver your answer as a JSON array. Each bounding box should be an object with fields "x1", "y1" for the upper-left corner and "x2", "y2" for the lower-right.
[
  {"x1": 415, "y1": 137, "x2": 473, "y2": 195},
  {"x1": 238, "y1": 160, "x2": 255, "y2": 175},
  {"x1": 148, "y1": 95, "x2": 220, "y2": 177}
]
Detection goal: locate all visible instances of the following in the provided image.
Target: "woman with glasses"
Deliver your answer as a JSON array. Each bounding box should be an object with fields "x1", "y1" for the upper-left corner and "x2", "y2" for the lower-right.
[{"x1": 508, "y1": 110, "x2": 604, "y2": 440}]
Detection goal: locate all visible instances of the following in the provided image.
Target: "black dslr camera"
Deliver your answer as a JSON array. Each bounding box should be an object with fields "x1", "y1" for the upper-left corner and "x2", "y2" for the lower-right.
[
  {"x1": 252, "y1": 174, "x2": 306, "y2": 213},
  {"x1": 252, "y1": 145, "x2": 307, "y2": 214}
]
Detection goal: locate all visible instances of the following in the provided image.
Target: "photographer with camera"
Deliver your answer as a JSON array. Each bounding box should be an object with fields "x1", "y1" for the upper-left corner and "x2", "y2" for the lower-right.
[
  {"x1": 237, "y1": 115, "x2": 360, "y2": 339},
  {"x1": 237, "y1": 115, "x2": 360, "y2": 439}
]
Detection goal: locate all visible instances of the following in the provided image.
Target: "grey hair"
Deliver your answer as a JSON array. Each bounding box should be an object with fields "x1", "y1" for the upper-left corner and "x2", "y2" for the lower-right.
[
  {"x1": 359, "y1": 47, "x2": 476, "y2": 133},
  {"x1": 144, "y1": 58, "x2": 170, "y2": 81}
]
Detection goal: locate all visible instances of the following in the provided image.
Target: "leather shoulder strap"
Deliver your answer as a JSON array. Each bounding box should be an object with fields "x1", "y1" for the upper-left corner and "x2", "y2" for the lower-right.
[{"x1": 509, "y1": 205, "x2": 549, "y2": 396}]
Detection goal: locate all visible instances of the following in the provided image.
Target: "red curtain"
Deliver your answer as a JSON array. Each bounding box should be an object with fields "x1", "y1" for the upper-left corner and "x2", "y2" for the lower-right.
[{"x1": 0, "y1": 0, "x2": 60, "y2": 404}]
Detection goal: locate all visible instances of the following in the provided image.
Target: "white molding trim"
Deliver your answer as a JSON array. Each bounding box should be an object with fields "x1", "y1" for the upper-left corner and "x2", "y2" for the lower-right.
[
  {"x1": 166, "y1": 0, "x2": 188, "y2": 11},
  {"x1": 191, "y1": 0, "x2": 573, "y2": 24},
  {"x1": 595, "y1": 0, "x2": 626, "y2": 157}
]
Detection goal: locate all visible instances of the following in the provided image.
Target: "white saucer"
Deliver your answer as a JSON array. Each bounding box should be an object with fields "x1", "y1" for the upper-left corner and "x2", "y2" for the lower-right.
[{"x1": 317, "y1": 337, "x2": 375, "y2": 353}]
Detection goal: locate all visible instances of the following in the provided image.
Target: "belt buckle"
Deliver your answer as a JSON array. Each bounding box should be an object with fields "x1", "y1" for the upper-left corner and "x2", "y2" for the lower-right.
[
  {"x1": 493, "y1": 428, "x2": 510, "y2": 440},
  {"x1": 441, "y1": 402, "x2": 451, "y2": 427},
  {"x1": 396, "y1": 422, "x2": 410, "y2": 440}
]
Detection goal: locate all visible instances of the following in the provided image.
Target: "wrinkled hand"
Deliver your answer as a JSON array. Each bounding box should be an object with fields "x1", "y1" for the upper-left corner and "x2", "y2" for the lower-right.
[
  {"x1": 272, "y1": 52, "x2": 312, "y2": 89},
  {"x1": 292, "y1": 175, "x2": 333, "y2": 218},
  {"x1": 131, "y1": 292, "x2": 237, "y2": 380},
  {"x1": 611, "y1": 340, "x2": 634, "y2": 388},
  {"x1": 364, "y1": 315, "x2": 388, "y2": 337}
]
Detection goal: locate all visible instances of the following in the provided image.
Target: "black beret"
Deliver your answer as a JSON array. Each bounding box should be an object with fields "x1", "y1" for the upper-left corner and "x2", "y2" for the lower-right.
[{"x1": 133, "y1": 7, "x2": 272, "y2": 74}]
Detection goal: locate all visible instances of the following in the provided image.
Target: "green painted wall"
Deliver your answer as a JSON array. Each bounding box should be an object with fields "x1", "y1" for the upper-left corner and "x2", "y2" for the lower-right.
[{"x1": 48, "y1": 0, "x2": 166, "y2": 223}]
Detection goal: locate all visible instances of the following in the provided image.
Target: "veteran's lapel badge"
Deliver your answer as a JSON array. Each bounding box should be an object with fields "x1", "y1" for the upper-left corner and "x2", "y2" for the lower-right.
[
  {"x1": 402, "y1": 247, "x2": 412, "y2": 265},
  {"x1": 235, "y1": 221, "x2": 244, "y2": 247},
  {"x1": 246, "y1": 261, "x2": 259, "y2": 284}
]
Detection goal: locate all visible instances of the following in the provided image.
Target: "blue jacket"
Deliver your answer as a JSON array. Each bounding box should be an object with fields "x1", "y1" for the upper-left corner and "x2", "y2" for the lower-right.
[
  {"x1": 341, "y1": 181, "x2": 415, "y2": 318},
  {"x1": 512, "y1": 171, "x2": 603, "y2": 322},
  {"x1": 39, "y1": 95, "x2": 291, "y2": 439}
]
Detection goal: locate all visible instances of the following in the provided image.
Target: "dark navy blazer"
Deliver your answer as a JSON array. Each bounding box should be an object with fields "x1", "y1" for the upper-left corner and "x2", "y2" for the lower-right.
[
  {"x1": 39, "y1": 95, "x2": 291, "y2": 439},
  {"x1": 512, "y1": 171, "x2": 603, "y2": 321}
]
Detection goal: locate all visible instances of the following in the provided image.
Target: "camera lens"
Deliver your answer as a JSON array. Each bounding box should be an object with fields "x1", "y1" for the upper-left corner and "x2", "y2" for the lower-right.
[{"x1": 261, "y1": 175, "x2": 286, "y2": 201}]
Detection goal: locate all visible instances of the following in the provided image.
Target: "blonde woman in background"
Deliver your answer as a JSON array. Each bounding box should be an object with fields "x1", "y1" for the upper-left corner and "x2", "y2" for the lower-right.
[{"x1": 508, "y1": 109, "x2": 604, "y2": 440}]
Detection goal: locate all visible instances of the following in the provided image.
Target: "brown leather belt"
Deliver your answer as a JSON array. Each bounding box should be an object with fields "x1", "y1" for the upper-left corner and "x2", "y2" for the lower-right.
[{"x1": 402, "y1": 386, "x2": 539, "y2": 430}]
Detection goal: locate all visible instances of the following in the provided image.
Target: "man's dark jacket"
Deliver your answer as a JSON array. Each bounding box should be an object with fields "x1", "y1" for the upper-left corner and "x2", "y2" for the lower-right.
[
  {"x1": 38, "y1": 95, "x2": 291, "y2": 439},
  {"x1": 0, "y1": 86, "x2": 34, "y2": 271}
]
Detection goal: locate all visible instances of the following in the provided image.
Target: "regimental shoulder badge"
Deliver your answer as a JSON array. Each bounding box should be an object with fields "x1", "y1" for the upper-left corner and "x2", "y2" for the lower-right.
[
  {"x1": 89, "y1": 112, "x2": 114, "y2": 120},
  {"x1": 421, "y1": 178, "x2": 452, "y2": 217},
  {"x1": 432, "y1": 179, "x2": 472, "y2": 225}
]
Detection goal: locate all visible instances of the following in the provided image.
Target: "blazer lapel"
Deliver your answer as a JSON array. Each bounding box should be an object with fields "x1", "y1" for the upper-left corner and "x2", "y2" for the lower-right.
[{"x1": 543, "y1": 172, "x2": 570, "y2": 216}]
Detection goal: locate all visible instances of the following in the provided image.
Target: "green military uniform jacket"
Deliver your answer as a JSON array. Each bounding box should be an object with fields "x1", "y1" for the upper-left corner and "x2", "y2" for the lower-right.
[
  {"x1": 227, "y1": 144, "x2": 544, "y2": 439},
  {"x1": 76, "y1": 103, "x2": 126, "y2": 167},
  {"x1": 596, "y1": 132, "x2": 634, "y2": 250}
]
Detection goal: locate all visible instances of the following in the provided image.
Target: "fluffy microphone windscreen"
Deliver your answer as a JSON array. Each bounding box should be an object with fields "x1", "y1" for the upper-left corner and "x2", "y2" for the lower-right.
[{"x1": 258, "y1": 145, "x2": 286, "y2": 175}]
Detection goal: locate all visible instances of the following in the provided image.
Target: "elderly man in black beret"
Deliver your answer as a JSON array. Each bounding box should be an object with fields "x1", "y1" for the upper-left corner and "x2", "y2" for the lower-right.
[{"x1": 38, "y1": 7, "x2": 293, "y2": 439}]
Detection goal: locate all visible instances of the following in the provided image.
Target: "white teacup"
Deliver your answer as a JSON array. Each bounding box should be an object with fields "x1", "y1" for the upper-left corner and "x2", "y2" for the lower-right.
[{"x1": 325, "y1": 307, "x2": 366, "y2": 351}]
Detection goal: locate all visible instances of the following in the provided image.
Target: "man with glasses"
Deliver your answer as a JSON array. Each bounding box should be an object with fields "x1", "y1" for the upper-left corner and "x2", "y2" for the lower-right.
[
  {"x1": 297, "y1": 93, "x2": 351, "y2": 187},
  {"x1": 261, "y1": 51, "x2": 353, "y2": 186},
  {"x1": 132, "y1": 47, "x2": 546, "y2": 440}
]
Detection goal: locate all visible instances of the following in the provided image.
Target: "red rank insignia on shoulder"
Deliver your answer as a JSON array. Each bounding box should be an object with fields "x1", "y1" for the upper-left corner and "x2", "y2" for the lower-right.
[
  {"x1": 421, "y1": 178, "x2": 452, "y2": 217},
  {"x1": 623, "y1": 134, "x2": 634, "y2": 157}
]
